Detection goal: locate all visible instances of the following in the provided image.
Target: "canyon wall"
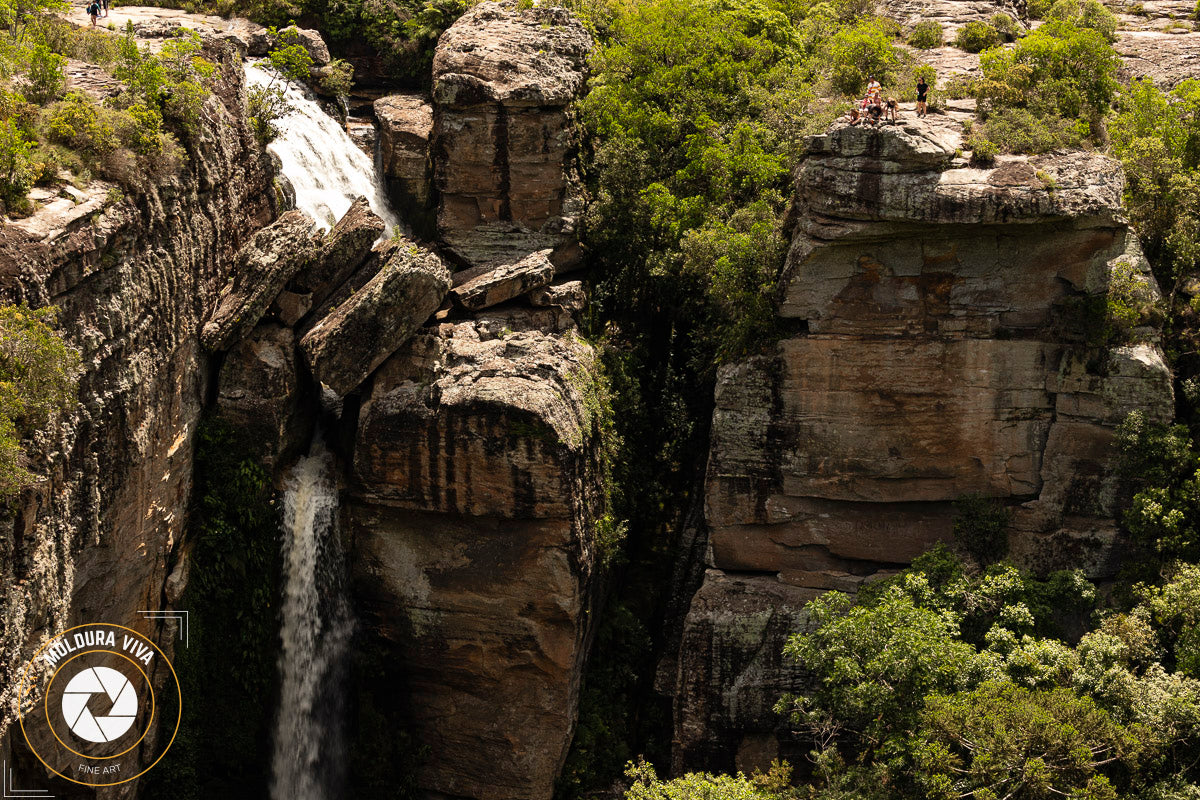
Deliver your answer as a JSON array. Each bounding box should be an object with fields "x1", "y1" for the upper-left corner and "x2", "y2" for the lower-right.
[
  {"x1": 0, "y1": 37, "x2": 277, "y2": 789},
  {"x1": 667, "y1": 120, "x2": 1175, "y2": 773}
]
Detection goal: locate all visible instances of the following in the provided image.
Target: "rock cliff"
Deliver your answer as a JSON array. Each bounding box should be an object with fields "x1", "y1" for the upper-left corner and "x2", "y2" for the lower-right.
[
  {"x1": 668, "y1": 121, "x2": 1175, "y2": 773},
  {"x1": 0, "y1": 35, "x2": 276, "y2": 782}
]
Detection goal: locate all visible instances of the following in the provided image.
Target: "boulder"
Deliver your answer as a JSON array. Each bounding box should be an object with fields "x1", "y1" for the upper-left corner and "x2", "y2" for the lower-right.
[
  {"x1": 291, "y1": 197, "x2": 385, "y2": 308},
  {"x1": 299, "y1": 241, "x2": 450, "y2": 396},
  {"x1": 215, "y1": 323, "x2": 313, "y2": 468},
  {"x1": 528, "y1": 279, "x2": 586, "y2": 312},
  {"x1": 431, "y1": 2, "x2": 592, "y2": 267},
  {"x1": 280, "y1": 25, "x2": 331, "y2": 67},
  {"x1": 450, "y1": 249, "x2": 555, "y2": 310},
  {"x1": 201, "y1": 210, "x2": 317, "y2": 352}
]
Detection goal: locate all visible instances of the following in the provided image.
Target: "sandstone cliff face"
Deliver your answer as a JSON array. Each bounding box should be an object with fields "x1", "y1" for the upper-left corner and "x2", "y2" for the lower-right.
[
  {"x1": 347, "y1": 314, "x2": 603, "y2": 800},
  {"x1": 669, "y1": 122, "x2": 1175, "y2": 773},
  {"x1": 0, "y1": 37, "x2": 276, "y2": 780},
  {"x1": 431, "y1": 2, "x2": 591, "y2": 268}
]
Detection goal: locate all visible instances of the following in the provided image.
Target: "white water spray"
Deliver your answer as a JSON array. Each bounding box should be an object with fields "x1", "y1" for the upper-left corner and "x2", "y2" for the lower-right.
[
  {"x1": 271, "y1": 444, "x2": 352, "y2": 800},
  {"x1": 246, "y1": 63, "x2": 401, "y2": 233}
]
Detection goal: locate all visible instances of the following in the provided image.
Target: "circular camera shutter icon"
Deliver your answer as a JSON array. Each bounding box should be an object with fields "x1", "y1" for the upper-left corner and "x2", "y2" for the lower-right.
[{"x1": 60, "y1": 666, "x2": 139, "y2": 743}]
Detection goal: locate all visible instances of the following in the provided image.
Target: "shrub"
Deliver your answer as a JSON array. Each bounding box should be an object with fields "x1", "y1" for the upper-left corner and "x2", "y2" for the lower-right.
[
  {"x1": 0, "y1": 119, "x2": 34, "y2": 212},
  {"x1": 317, "y1": 58, "x2": 354, "y2": 100},
  {"x1": 955, "y1": 20, "x2": 1000, "y2": 52},
  {"x1": 21, "y1": 43, "x2": 66, "y2": 104},
  {"x1": 990, "y1": 11, "x2": 1021, "y2": 41},
  {"x1": 952, "y1": 493, "x2": 1009, "y2": 565},
  {"x1": 247, "y1": 83, "x2": 289, "y2": 145},
  {"x1": 1047, "y1": 0, "x2": 1119, "y2": 40},
  {"x1": 976, "y1": 107, "x2": 1088, "y2": 154},
  {"x1": 968, "y1": 135, "x2": 997, "y2": 165},
  {"x1": 907, "y1": 19, "x2": 943, "y2": 48},
  {"x1": 828, "y1": 17, "x2": 903, "y2": 95},
  {"x1": 0, "y1": 304, "x2": 80, "y2": 499}
]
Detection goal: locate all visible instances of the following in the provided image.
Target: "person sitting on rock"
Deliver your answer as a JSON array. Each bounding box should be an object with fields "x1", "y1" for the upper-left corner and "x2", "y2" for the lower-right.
[
  {"x1": 916, "y1": 75, "x2": 929, "y2": 118},
  {"x1": 866, "y1": 97, "x2": 884, "y2": 125},
  {"x1": 842, "y1": 107, "x2": 863, "y2": 126}
]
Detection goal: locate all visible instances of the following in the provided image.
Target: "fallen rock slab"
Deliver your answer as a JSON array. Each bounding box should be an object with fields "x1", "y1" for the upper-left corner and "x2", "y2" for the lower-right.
[
  {"x1": 292, "y1": 197, "x2": 386, "y2": 307},
  {"x1": 201, "y1": 210, "x2": 317, "y2": 351},
  {"x1": 300, "y1": 241, "x2": 451, "y2": 395},
  {"x1": 450, "y1": 249, "x2": 554, "y2": 310}
]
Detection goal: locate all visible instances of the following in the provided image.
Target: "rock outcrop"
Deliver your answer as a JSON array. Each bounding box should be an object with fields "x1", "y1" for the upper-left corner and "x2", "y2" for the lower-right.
[
  {"x1": 668, "y1": 121, "x2": 1175, "y2": 773},
  {"x1": 431, "y1": 2, "x2": 591, "y2": 267},
  {"x1": 215, "y1": 322, "x2": 313, "y2": 468},
  {"x1": 375, "y1": 94, "x2": 435, "y2": 234},
  {"x1": 0, "y1": 35, "x2": 276, "y2": 761},
  {"x1": 347, "y1": 317, "x2": 604, "y2": 800}
]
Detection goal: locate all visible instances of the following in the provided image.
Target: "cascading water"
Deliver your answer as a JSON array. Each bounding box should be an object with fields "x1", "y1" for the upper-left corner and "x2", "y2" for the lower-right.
[
  {"x1": 271, "y1": 443, "x2": 353, "y2": 800},
  {"x1": 245, "y1": 63, "x2": 402, "y2": 232}
]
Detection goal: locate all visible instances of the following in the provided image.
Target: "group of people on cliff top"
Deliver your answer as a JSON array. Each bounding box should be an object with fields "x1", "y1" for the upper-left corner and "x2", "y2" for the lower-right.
[
  {"x1": 86, "y1": 0, "x2": 110, "y2": 25},
  {"x1": 842, "y1": 75, "x2": 930, "y2": 126}
]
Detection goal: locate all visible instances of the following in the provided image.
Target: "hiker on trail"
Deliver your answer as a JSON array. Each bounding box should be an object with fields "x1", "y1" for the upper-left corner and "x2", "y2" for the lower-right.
[
  {"x1": 916, "y1": 75, "x2": 929, "y2": 118},
  {"x1": 87, "y1": 0, "x2": 99, "y2": 25}
]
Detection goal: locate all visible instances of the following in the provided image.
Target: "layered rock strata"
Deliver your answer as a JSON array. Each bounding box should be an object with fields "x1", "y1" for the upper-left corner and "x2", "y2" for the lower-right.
[
  {"x1": 0, "y1": 36, "x2": 276, "y2": 768},
  {"x1": 431, "y1": 2, "x2": 591, "y2": 268},
  {"x1": 669, "y1": 122, "x2": 1175, "y2": 773}
]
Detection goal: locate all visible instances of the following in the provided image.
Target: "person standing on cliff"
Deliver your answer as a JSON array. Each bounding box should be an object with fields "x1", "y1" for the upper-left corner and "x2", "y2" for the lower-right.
[{"x1": 916, "y1": 76, "x2": 929, "y2": 118}]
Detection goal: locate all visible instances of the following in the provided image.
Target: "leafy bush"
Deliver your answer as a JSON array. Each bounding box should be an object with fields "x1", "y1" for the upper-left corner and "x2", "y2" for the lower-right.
[
  {"x1": 828, "y1": 17, "x2": 903, "y2": 95},
  {"x1": 967, "y1": 134, "x2": 996, "y2": 165},
  {"x1": 318, "y1": 57, "x2": 354, "y2": 99},
  {"x1": 0, "y1": 304, "x2": 79, "y2": 499},
  {"x1": 21, "y1": 43, "x2": 66, "y2": 104},
  {"x1": 0, "y1": 118, "x2": 34, "y2": 213},
  {"x1": 1046, "y1": 0, "x2": 1119, "y2": 41},
  {"x1": 954, "y1": 20, "x2": 1000, "y2": 52},
  {"x1": 906, "y1": 19, "x2": 942, "y2": 49},
  {"x1": 989, "y1": 11, "x2": 1021, "y2": 41},
  {"x1": 247, "y1": 83, "x2": 289, "y2": 145}
]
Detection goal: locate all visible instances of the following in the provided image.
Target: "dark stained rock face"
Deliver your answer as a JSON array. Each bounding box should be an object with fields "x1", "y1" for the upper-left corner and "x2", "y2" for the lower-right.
[
  {"x1": 215, "y1": 322, "x2": 313, "y2": 469},
  {"x1": 348, "y1": 319, "x2": 603, "y2": 800}
]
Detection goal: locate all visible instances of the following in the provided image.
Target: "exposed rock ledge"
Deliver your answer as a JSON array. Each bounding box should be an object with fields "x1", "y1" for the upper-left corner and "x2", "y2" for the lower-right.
[{"x1": 669, "y1": 121, "x2": 1175, "y2": 774}]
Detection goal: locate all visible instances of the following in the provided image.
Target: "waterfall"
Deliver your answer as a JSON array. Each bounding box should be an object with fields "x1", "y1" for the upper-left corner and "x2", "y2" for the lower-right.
[
  {"x1": 245, "y1": 63, "x2": 402, "y2": 233},
  {"x1": 271, "y1": 443, "x2": 353, "y2": 800}
]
